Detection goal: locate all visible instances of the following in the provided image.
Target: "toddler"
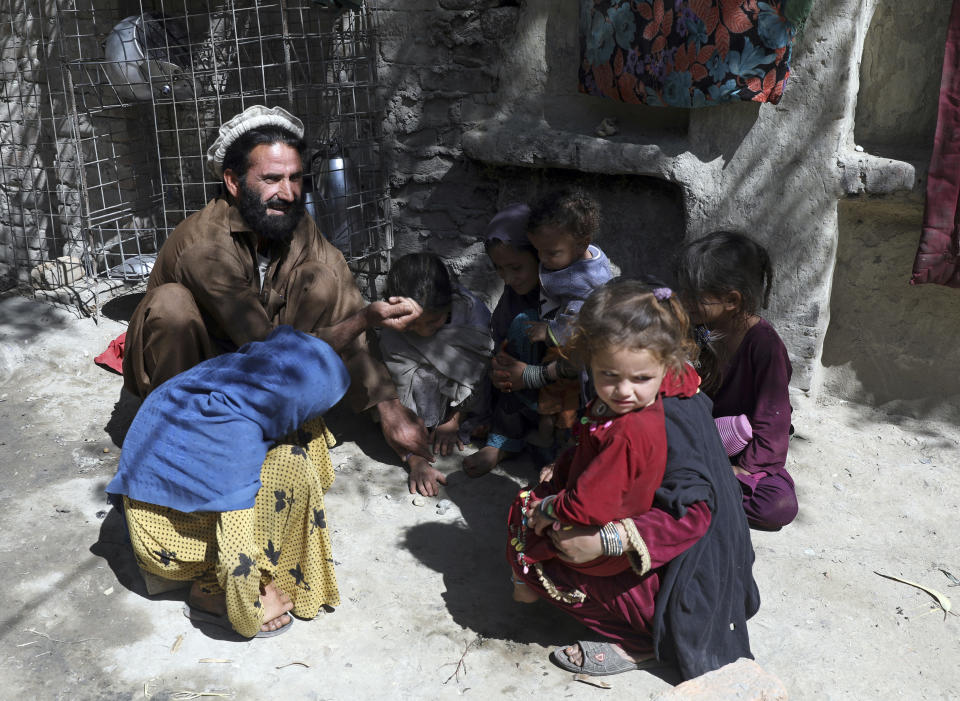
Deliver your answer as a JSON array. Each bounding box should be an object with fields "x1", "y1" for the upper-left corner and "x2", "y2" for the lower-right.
[{"x1": 524, "y1": 189, "x2": 612, "y2": 446}]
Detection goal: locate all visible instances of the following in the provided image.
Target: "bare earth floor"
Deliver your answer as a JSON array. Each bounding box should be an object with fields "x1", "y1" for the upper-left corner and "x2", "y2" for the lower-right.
[{"x1": 1, "y1": 292, "x2": 958, "y2": 700}]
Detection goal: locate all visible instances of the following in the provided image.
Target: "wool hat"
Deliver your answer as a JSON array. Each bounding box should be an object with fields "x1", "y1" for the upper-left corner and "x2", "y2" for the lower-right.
[
  {"x1": 206, "y1": 104, "x2": 304, "y2": 178},
  {"x1": 484, "y1": 203, "x2": 532, "y2": 248}
]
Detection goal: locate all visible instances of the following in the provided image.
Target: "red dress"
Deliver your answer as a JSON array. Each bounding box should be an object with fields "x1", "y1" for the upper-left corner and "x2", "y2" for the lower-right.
[{"x1": 507, "y1": 364, "x2": 702, "y2": 582}]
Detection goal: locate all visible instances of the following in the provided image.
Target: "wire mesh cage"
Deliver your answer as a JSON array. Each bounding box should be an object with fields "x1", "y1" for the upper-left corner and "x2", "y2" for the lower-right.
[{"x1": 0, "y1": 0, "x2": 391, "y2": 308}]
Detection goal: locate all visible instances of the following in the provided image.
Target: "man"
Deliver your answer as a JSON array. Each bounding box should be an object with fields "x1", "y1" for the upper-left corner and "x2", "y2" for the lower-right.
[{"x1": 123, "y1": 105, "x2": 444, "y2": 495}]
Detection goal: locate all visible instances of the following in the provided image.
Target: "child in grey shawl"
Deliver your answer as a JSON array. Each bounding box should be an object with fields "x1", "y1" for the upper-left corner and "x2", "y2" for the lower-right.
[{"x1": 379, "y1": 253, "x2": 494, "y2": 477}]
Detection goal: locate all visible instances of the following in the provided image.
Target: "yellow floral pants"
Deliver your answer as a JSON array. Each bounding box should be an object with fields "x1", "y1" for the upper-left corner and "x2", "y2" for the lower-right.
[{"x1": 124, "y1": 417, "x2": 339, "y2": 637}]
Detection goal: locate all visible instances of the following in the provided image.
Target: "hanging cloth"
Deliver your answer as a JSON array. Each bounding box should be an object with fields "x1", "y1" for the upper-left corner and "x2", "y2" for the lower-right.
[
  {"x1": 910, "y1": 0, "x2": 960, "y2": 287},
  {"x1": 578, "y1": 0, "x2": 811, "y2": 108}
]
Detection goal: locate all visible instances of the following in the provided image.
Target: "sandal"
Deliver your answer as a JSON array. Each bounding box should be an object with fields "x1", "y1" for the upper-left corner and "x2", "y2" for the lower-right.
[
  {"x1": 550, "y1": 640, "x2": 658, "y2": 676},
  {"x1": 182, "y1": 604, "x2": 294, "y2": 638}
]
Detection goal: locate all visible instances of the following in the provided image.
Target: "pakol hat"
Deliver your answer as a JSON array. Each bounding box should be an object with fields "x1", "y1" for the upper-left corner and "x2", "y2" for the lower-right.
[{"x1": 206, "y1": 105, "x2": 304, "y2": 178}]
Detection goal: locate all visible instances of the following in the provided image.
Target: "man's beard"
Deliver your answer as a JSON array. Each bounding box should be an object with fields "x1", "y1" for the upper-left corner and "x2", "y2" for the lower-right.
[{"x1": 236, "y1": 178, "x2": 305, "y2": 242}]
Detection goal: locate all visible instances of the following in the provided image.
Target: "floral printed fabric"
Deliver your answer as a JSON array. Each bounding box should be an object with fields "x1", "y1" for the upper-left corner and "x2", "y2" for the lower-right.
[{"x1": 579, "y1": 0, "x2": 803, "y2": 108}]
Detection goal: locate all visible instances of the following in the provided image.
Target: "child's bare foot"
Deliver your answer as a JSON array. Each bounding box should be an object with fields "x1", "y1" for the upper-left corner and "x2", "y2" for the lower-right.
[
  {"x1": 463, "y1": 446, "x2": 505, "y2": 477},
  {"x1": 259, "y1": 581, "x2": 293, "y2": 633},
  {"x1": 512, "y1": 579, "x2": 539, "y2": 603}
]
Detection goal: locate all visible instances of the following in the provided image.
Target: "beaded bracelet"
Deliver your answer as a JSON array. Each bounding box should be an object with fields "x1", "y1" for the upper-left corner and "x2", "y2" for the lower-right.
[{"x1": 521, "y1": 363, "x2": 549, "y2": 390}]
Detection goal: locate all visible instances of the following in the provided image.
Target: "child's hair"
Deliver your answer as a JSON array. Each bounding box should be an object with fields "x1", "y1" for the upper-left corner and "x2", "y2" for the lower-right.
[
  {"x1": 565, "y1": 279, "x2": 697, "y2": 375},
  {"x1": 528, "y1": 188, "x2": 600, "y2": 245},
  {"x1": 675, "y1": 231, "x2": 773, "y2": 316},
  {"x1": 383, "y1": 252, "x2": 453, "y2": 312}
]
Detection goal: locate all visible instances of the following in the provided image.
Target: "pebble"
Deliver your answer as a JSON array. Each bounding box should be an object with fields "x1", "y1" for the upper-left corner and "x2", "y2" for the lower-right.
[
  {"x1": 436, "y1": 499, "x2": 451, "y2": 515},
  {"x1": 412, "y1": 495, "x2": 426, "y2": 507},
  {"x1": 102, "y1": 447, "x2": 110, "y2": 453}
]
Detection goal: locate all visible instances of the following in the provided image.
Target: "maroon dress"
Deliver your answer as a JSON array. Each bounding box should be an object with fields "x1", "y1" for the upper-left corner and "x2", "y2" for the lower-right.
[
  {"x1": 710, "y1": 318, "x2": 798, "y2": 529},
  {"x1": 507, "y1": 365, "x2": 710, "y2": 653}
]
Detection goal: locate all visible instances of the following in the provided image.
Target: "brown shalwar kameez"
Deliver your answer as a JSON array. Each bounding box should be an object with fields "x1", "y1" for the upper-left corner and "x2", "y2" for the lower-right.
[{"x1": 123, "y1": 196, "x2": 394, "y2": 411}]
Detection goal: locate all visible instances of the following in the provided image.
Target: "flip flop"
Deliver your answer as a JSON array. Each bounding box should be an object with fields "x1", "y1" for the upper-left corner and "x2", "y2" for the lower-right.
[
  {"x1": 550, "y1": 640, "x2": 659, "y2": 676},
  {"x1": 182, "y1": 604, "x2": 294, "y2": 638}
]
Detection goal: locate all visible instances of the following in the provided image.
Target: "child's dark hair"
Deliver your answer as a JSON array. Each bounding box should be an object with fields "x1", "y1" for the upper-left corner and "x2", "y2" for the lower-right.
[
  {"x1": 384, "y1": 252, "x2": 453, "y2": 312},
  {"x1": 565, "y1": 279, "x2": 697, "y2": 375},
  {"x1": 528, "y1": 188, "x2": 600, "y2": 245},
  {"x1": 675, "y1": 231, "x2": 773, "y2": 316}
]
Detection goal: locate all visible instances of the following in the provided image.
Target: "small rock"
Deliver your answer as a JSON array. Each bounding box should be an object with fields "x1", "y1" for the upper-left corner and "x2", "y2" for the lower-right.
[
  {"x1": 103, "y1": 447, "x2": 110, "y2": 454},
  {"x1": 919, "y1": 457, "x2": 932, "y2": 464},
  {"x1": 854, "y1": 144, "x2": 864, "y2": 152},
  {"x1": 436, "y1": 499, "x2": 451, "y2": 515},
  {"x1": 103, "y1": 587, "x2": 114, "y2": 596},
  {"x1": 95, "y1": 510, "x2": 106, "y2": 518},
  {"x1": 412, "y1": 495, "x2": 426, "y2": 507}
]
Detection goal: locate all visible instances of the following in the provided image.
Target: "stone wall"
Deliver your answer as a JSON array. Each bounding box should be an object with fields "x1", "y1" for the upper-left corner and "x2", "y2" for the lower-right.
[{"x1": 373, "y1": 0, "x2": 960, "y2": 411}]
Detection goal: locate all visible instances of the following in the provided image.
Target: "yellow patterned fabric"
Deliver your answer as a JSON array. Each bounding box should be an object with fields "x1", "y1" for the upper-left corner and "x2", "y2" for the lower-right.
[{"x1": 124, "y1": 416, "x2": 339, "y2": 638}]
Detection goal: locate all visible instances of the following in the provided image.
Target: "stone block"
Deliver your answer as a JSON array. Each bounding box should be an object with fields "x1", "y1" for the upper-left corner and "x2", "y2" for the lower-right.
[
  {"x1": 650, "y1": 659, "x2": 787, "y2": 701},
  {"x1": 30, "y1": 255, "x2": 84, "y2": 290}
]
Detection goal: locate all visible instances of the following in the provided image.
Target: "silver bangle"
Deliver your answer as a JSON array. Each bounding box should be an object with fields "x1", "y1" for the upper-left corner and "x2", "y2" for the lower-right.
[{"x1": 521, "y1": 364, "x2": 548, "y2": 390}]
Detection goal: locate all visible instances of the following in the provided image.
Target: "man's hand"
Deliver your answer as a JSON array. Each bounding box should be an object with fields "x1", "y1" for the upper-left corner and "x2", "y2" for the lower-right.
[
  {"x1": 432, "y1": 414, "x2": 464, "y2": 456},
  {"x1": 407, "y1": 455, "x2": 447, "y2": 496},
  {"x1": 366, "y1": 296, "x2": 423, "y2": 332},
  {"x1": 524, "y1": 321, "x2": 549, "y2": 344},
  {"x1": 491, "y1": 342, "x2": 526, "y2": 392},
  {"x1": 377, "y1": 398, "x2": 433, "y2": 462}
]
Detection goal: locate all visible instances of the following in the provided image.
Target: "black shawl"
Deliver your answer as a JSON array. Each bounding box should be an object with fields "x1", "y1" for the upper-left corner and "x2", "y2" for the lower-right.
[{"x1": 652, "y1": 391, "x2": 761, "y2": 679}]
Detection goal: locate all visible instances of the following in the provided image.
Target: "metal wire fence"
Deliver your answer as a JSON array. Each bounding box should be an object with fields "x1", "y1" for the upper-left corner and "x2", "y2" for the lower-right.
[{"x1": 0, "y1": 0, "x2": 391, "y2": 309}]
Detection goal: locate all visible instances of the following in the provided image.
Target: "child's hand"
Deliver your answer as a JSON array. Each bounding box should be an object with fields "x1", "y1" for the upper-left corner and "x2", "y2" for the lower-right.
[
  {"x1": 432, "y1": 416, "x2": 464, "y2": 456},
  {"x1": 525, "y1": 499, "x2": 556, "y2": 536},
  {"x1": 407, "y1": 455, "x2": 447, "y2": 497},
  {"x1": 491, "y1": 341, "x2": 526, "y2": 392},
  {"x1": 524, "y1": 321, "x2": 548, "y2": 343},
  {"x1": 538, "y1": 463, "x2": 555, "y2": 483},
  {"x1": 369, "y1": 296, "x2": 423, "y2": 331}
]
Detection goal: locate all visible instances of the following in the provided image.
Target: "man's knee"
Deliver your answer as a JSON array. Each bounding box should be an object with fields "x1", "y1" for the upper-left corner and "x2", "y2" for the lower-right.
[{"x1": 141, "y1": 283, "x2": 203, "y2": 332}]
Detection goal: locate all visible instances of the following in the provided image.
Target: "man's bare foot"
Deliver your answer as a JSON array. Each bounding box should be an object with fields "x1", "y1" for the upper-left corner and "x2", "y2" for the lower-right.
[
  {"x1": 259, "y1": 581, "x2": 293, "y2": 633},
  {"x1": 560, "y1": 642, "x2": 648, "y2": 667},
  {"x1": 463, "y1": 446, "x2": 505, "y2": 477},
  {"x1": 512, "y1": 579, "x2": 539, "y2": 603},
  {"x1": 188, "y1": 580, "x2": 226, "y2": 616}
]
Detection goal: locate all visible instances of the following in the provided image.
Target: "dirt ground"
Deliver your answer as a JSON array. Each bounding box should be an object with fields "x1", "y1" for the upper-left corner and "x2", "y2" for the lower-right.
[{"x1": 1, "y1": 290, "x2": 959, "y2": 700}]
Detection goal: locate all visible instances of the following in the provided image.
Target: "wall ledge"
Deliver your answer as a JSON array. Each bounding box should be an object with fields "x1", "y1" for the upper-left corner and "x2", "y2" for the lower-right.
[
  {"x1": 836, "y1": 150, "x2": 918, "y2": 197},
  {"x1": 462, "y1": 117, "x2": 689, "y2": 182}
]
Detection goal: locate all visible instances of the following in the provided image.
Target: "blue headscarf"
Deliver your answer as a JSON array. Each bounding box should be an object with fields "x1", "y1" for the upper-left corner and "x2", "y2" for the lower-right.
[{"x1": 107, "y1": 325, "x2": 350, "y2": 512}]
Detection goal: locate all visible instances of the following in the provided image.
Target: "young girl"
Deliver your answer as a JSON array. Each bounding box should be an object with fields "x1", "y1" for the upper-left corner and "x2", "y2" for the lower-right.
[
  {"x1": 524, "y1": 189, "x2": 612, "y2": 446},
  {"x1": 464, "y1": 204, "x2": 544, "y2": 477},
  {"x1": 379, "y1": 253, "x2": 494, "y2": 490},
  {"x1": 675, "y1": 231, "x2": 798, "y2": 530},
  {"x1": 507, "y1": 280, "x2": 701, "y2": 605}
]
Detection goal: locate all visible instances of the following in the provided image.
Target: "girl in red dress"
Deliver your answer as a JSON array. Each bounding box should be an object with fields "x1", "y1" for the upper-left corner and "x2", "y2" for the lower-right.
[{"x1": 508, "y1": 280, "x2": 700, "y2": 605}]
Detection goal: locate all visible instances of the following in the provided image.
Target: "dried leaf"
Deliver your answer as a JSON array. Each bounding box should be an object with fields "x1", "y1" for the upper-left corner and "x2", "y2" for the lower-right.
[
  {"x1": 874, "y1": 571, "x2": 955, "y2": 620},
  {"x1": 574, "y1": 673, "x2": 612, "y2": 689}
]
